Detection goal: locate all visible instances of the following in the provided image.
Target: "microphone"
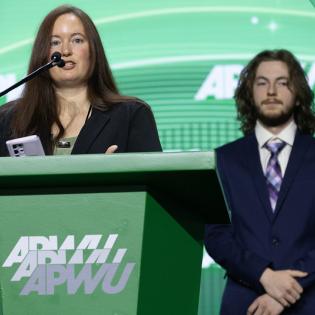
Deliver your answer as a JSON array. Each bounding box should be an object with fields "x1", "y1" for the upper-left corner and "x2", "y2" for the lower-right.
[
  {"x1": 51, "y1": 52, "x2": 65, "y2": 68},
  {"x1": 0, "y1": 52, "x2": 65, "y2": 97}
]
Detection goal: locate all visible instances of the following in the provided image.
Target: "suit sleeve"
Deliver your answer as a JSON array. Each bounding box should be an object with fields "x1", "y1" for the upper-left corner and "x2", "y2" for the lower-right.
[
  {"x1": 127, "y1": 103, "x2": 162, "y2": 152},
  {"x1": 0, "y1": 114, "x2": 7, "y2": 156},
  {"x1": 204, "y1": 149, "x2": 271, "y2": 293},
  {"x1": 293, "y1": 251, "x2": 315, "y2": 289},
  {"x1": 0, "y1": 103, "x2": 13, "y2": 157}
]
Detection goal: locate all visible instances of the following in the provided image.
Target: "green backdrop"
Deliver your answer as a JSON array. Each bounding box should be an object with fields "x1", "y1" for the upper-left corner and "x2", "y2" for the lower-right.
[{"x1": 1, "y1": 1, "x2": 315, "y2": 314}]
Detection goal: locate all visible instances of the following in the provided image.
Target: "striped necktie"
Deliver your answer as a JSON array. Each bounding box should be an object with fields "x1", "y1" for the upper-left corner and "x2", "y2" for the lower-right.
[{"x1": 264, "y1": 141, "x2": 286, "y2": 211}]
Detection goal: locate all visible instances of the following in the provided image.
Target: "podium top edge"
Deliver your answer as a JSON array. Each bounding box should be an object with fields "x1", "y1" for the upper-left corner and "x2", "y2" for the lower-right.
[{"x1": 0, "y1": 151, "x2": 216, "y2": 177}]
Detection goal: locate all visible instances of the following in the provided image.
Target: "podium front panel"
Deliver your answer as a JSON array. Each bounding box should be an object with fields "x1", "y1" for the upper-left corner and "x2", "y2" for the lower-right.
[{"x1": 0, "y1": 192, "x2": 146, "y2": 314}]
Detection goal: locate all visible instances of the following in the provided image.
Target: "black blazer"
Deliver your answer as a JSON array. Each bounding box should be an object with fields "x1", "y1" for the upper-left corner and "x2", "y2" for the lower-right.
[{"x1": 0, "y1": 100, "x2": 162, "y2": 156}]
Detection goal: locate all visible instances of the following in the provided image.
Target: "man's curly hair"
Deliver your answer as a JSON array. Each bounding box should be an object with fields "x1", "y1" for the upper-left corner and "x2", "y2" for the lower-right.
[{"x1": 235, "y1": 49, "x2": 315, "y2": 135}]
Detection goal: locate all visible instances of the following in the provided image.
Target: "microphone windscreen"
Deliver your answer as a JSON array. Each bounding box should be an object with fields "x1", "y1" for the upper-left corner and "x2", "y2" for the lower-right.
[
  {"x1": 57, "y1": 60, "x2": 65, "y2": 68},
  {"x1": 51, "y1": 52, "x2": 62, "y2": 62}
]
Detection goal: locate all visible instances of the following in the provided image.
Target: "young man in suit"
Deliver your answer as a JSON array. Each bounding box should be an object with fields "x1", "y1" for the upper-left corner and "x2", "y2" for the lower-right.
[{"x1": 205, "y1": 49, "x2": 315, "y2": 315}]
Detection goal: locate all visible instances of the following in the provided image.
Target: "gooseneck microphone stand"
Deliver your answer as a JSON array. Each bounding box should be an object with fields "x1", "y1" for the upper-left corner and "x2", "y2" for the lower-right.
[{"x1": 0, "y1": 52, "x2": 65, "y2": 98}]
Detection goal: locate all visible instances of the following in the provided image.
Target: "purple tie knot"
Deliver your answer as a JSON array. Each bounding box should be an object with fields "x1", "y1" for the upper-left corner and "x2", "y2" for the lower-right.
[{"x1": 265, "y1": 141, "x2": 286, "y2": 156}]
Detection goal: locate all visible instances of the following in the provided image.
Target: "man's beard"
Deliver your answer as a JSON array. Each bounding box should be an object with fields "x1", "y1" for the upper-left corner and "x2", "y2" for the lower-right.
[{"x1": 255, "y1": 105, "x2": 295, "y2": 127}]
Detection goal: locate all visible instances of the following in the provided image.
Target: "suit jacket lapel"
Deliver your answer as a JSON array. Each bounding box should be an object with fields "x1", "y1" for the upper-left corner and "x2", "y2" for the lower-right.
[
  {"x1": 245, "y1": 134, "x2": 274, "y2": 222},
  {"x1": 273, "y1": 132, "x2": 312, "y2": 219},
  {"x1": 72, "y1": 108, "x2": 110, "y2": 154}
]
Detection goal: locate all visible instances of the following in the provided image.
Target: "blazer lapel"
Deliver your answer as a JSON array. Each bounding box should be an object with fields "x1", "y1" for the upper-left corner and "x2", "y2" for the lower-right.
[
  {"x1": 72, "y1": 108, "x2": 110, "y2": 154},
  {"x1": 273, "y1": 132, "x2": 312, "y2": 219},
  {"x1": 245, "y1": 134, "x2": 274, "y2": 222}
]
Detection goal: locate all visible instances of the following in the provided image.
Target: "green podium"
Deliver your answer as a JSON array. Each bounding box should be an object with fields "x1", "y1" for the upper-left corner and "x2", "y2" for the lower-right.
[{"x1": 0, "y1": 152, "x2": 229, "y2": 315}]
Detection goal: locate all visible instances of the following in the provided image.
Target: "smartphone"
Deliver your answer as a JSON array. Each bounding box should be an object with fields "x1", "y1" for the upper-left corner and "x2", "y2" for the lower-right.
[{"x1": 6, "y1": 135, "x2": 45, "y2": 157}]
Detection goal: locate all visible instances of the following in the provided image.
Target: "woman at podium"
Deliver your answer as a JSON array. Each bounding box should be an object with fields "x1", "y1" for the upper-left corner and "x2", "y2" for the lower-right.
[{"x1": 0, "y1": 5, "x2": 162, "y2": 156}]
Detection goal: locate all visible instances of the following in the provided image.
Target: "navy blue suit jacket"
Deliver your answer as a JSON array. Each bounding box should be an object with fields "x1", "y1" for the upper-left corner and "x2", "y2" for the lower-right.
[{"x1": 205, "y1": 132, "x2": 315, "y2": 314}]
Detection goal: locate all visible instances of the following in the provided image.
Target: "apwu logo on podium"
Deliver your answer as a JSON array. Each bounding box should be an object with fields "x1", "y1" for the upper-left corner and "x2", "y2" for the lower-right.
[{"x1": 2, "y1": 234, "x2": 136, "y2": 296}]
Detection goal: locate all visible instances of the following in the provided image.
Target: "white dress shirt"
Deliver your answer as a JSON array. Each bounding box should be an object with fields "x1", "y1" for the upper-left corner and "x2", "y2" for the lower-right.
[{"x1": 255, "y1": 120, "x2": 297, "y2": 176}]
